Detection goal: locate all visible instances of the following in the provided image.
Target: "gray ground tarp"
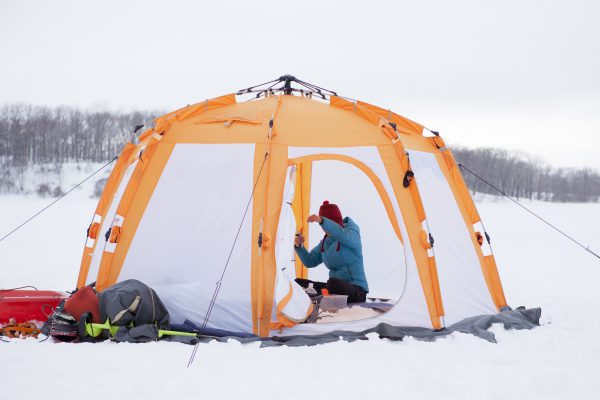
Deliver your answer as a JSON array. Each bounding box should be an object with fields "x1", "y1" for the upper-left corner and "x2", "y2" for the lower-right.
[{"x1": 171, "y1": 307, "x2": 541, "y2": 346}]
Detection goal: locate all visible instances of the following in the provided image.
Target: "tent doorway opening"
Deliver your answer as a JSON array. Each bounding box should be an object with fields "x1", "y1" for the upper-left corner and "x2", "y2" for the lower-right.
[{"x1": 276, "y1": 155, "x2": 408, "y2": 323}]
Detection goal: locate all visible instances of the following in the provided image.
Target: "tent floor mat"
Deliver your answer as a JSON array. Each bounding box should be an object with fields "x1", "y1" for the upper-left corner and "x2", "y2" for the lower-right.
[{"x1": 176, "y1": 306, "x2": 541, "y2": 346}]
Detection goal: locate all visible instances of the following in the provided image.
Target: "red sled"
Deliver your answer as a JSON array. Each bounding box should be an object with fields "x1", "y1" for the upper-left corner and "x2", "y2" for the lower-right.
[{"x1": 0, "y1": 290, "x2": 67, "y2": 325}]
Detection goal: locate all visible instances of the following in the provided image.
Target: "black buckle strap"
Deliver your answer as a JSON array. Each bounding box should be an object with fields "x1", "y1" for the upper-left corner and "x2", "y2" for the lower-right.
[{"x1": 403, "y1": 170, "x2": 414, "y2": 188}]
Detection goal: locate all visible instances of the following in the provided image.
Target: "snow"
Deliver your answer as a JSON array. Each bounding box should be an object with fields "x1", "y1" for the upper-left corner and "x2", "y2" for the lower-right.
[
  {"x1": 1, "y1": 162, "x2": 110, "y2": 196},
  {"x1": 1, "y1": 179, "x2": 600, "y2": 399}
]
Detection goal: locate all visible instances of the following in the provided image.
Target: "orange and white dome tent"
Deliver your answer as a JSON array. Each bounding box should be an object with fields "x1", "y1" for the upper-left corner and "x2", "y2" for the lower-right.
[{"x1": 76, "y1": 76, "x2": 511, "y2": 338}]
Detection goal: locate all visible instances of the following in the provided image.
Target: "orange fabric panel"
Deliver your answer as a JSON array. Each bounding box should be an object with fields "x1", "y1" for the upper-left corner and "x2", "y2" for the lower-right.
[
  {"x1": 165, "y1": 124, "x2": 270, "y2": 144},
  {"x1": 76, "y1": 142, "x2": 137, "y2": 288},
  {"x1": 250, "y1": 97, "x2": 286, "y2": 336},
  {"x1": 190, "y1": 96, "x2": 275, "y2": 125},
  {"x1": 328, "y1": 96, "x2": 380, "y2": 126},
  {"x1": 95, "y1": 140, "x2": 175, "y2": 291},
  {"x1": 291, "y1": 161, "x2": 312, "y2": 279},
  {"x1": 357, "y1": 100, "x2": 424, "y2": 136},
  {"x1": 158, "y1": 95, "x2": 436, "y2": 150},
  {"x1": 273, "y1": 96, "x2": 389, "y2": 147},
  {"x1": 195, "y1": 117, "x2": 262, "y2": 126},
  {"x1": 255, "y1": 98, "x2": 285, "y2": 335},
  {"x1": 288, "y1": 154, "x2": 404, "y2": 245},
  {"x1": 94, "y1": 253, "x2": 113, "y2": 288},
  {"x1": 483, "y1": 255, "x2": 508, "y2": 309},
  {"x1": 257, "y1": 144, "x2": 289, "y2": 337},
  {"x1": 330, "y1": 96, "x2": 423, "y2": 136},
  {"x1": 329, "y1": 95, "x2": 354, "y2": 111},
  {"x1": 137, "y1": 128, "x2": 154, "y2": 142},
  {"x1": 408, "y1": 180, "x2": 427, "y2": 222},
  {"x1": 377, "y1": 145, "x2": 443, "y2": 329},
  {"x1": 174, "y1": 94, "x2": 237, "y2": 122},
  {"x1": 154, "y1": 93, "x2": 236, "y2": 123},
  {"x1": 429, "y1": 135, "x2": 446, "y2": 150},
  {"x1": 250, "y1": 144, "x2": 269, "y2": 335},
  {"x1": 427, "y1": 257, "x2": 445, "y2": 317},
  {"x1": 153, "y1": 116, "x2": 173, "y2": 135}
]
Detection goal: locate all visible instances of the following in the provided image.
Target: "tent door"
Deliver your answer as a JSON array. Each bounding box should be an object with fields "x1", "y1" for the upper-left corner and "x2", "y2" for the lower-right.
[
  {"x1": 273, "y1": 165, "x2": 313, "y2": 326},
  {"x1": 286, "y1": 154, "x2": 407, "y2": 303}
]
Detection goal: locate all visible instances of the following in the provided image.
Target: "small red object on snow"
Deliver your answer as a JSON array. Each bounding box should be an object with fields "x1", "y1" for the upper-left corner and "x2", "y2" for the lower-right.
[{"x1": 0, "y1": 290, "x2": 66, "y2": 325}]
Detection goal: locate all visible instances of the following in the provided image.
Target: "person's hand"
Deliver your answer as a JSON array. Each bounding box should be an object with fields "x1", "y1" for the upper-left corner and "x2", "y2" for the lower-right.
[
  {"x1": 294, "y1": 233, "x2": 305, "y2": 247},
  {"x1": 307, "y1": 214, "x2": 323, "y2": 224}
]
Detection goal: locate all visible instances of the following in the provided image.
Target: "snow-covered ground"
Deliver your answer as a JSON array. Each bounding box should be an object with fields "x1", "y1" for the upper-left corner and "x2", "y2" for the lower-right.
[
  {"x1": 1, "y1": 182, "x2": 599, "y2": 399},
  {"x1": 0, "y1": 162, "x2": 110, "y2": 196}
]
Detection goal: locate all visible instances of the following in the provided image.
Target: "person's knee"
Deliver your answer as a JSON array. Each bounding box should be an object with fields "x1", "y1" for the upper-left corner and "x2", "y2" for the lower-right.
[
  {"x1": 295, "y1": 278, "x2": 310, "y2": 288},
  {"x1": 326, "y1": 278, "x2": 346, "y2": 294}
]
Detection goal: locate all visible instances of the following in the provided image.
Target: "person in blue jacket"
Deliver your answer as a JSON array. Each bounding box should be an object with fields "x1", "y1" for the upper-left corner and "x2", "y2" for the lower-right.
[{"x1": 294, "y1": 200, "x2": 369, "y2": 303}]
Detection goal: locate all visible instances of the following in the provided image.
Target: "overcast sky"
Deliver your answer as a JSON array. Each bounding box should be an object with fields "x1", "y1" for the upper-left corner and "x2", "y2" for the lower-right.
[{"x1": 1, "y1": 0, "x2": 598, "y2": 168}]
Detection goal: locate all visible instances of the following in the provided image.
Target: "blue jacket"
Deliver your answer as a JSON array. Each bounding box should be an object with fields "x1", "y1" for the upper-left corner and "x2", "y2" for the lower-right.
[{"x1": 294, "y1": 217, "x2": 369, "y2": 292}]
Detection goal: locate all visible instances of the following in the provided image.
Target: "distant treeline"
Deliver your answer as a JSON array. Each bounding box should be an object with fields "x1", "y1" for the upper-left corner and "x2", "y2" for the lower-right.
[
  {"x1": 0, "y1": 103, "x2": 598, "y2": 202},
  {"x1": 0, "y1": 103, "x2": 158, "y2": 166},
  {"x1": 453, "y1": 147, "x2": 600, "y2": 203}
]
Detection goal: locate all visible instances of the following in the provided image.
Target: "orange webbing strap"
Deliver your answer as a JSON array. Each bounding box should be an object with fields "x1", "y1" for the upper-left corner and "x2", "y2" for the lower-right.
[
  {"x1": 87, "y1": 222, "x2": 100, "y2": 240},
  {"x1": 108, "y1": 226, "x2": 121, "y2": 243}
]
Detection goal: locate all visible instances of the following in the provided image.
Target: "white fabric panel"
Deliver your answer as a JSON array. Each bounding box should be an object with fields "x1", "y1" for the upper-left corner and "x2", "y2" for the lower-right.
[
  {"x1": 118, "y1": 144, "x2": 255, "y2": 333},
  {"x1": 86, "y1": 159, "x2": 139, "y2": 285},
  {"x1": 281, "y1": 146, "x2": 433, "y2": 333},
  {"x1": 408, "y1": 150, "x2": 496, "y2": 325},
  {"x1": 273, "y1": 166, "x2": 312, "y2": 322}
]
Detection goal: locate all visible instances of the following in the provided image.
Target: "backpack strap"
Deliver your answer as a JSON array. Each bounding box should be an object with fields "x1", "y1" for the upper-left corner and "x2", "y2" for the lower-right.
[{"x1": 112, "y1": 295, "x2": 141, "y2": 324}]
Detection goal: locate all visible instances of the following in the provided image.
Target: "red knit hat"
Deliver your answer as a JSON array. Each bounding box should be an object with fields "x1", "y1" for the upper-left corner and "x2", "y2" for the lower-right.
[
  {"x1": 318, "y1": 201, "x2": 343, "y2": 252},
  {"x1": 319, "y1": 201, "x2": 344, "y2": 227}
]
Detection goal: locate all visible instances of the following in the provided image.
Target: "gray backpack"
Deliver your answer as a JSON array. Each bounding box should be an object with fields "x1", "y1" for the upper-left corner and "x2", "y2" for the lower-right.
[{"x1": 98, "y1": 279, "x2": 170, "y2": 342}]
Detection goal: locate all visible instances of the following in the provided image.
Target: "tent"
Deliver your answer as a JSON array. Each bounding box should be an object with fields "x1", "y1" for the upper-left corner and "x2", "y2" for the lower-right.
[{"x1": 76, "y1": 76, "x2": 510, "y2": 338}]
